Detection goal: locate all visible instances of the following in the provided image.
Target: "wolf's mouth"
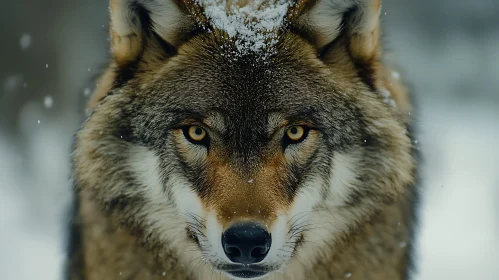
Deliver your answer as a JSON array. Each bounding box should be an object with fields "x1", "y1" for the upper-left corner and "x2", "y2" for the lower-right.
[
  {"x1": 226, "y1": 269, "x2": 268, "y2": 279},
  {"x1": 216, "y1": 264, "x2": 271, "y2": 279}
]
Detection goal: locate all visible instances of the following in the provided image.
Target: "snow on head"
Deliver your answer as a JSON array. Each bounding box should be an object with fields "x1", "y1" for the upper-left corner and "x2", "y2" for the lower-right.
[{"x1": 198, "y1": 0, "x2": 290, "y2": 54}]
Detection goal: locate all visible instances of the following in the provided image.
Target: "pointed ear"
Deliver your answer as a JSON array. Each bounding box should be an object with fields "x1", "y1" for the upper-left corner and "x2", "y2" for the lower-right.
[
  {"x1": 293, "y1": 0, "x2": 382, "y2": 62},
  {"x1": 109, "y1": 0, "x2": 198, "y2": 66}
]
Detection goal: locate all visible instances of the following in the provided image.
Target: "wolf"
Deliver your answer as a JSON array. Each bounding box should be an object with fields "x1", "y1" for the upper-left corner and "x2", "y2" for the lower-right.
[{"x1": 67, "y1": 0, "x2": 418, "y2": 279}]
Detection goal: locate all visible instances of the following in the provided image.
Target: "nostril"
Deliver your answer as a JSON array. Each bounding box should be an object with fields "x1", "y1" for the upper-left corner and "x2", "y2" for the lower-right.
[
  {"x1": 221, "y1": 223, "x2": 272, "y2": 264},
  {"x1": 250, "y1": 245, "x2": 269, "y2": 260},
  {"x1": 224, "y1": 245, "x2": 242, "y2": 258}
]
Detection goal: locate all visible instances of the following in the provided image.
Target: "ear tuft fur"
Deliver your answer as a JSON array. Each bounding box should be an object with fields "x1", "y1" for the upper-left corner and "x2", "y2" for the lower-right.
[
  {"x1": 109, "y1": 0, "x2": 193, "y2": 66},
  {"x1": 294, "y1": 0, "x2": 382, "y2": 61}
]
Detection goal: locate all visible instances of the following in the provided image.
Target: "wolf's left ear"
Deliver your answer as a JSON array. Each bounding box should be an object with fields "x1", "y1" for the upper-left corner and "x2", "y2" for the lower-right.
[
  {"x1": 292, "y1": 0, "x2": 382, "y2": 62},
  {"x1": 109, "y1": 0, "x2": 200, "y2": 66}
]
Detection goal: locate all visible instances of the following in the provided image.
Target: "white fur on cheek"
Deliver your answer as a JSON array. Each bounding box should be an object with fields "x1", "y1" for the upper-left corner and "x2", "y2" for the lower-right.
[
  {"x1": 284, "y1": 178, "x2": 324, "y2": 255},
  {"x1": 127, "y1": 146, "x2": 205, "y2": 218},
  {"x1": 261, "y1": 212, "x2": 288, "y2": 264},
  {"x1": 169, "y1": 175, "x2": 204, "y2": 220},
  {"x1": 280, "y1": 152, "x2": 360, "y2": 276},
  {"x1": 289, "y1": 177, "x2": 324, "y2": 223},
  {"x1": 127, "y1": 146, "x2": 205, "y2": 265},
  {"x1": 327, "y1": 152, "x2": 359, "y2": 206},
  {"x1": 205, "y1": 213, "x2": 231, "y2": 263},
  {"x1": 127, "y1": 146, "x2": 166, "y2": 199}
]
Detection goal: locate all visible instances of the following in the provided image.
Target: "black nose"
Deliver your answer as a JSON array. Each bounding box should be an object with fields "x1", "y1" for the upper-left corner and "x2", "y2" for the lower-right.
[{"x1": 221, "y1": 223, "x2": 271, "y2": 264}]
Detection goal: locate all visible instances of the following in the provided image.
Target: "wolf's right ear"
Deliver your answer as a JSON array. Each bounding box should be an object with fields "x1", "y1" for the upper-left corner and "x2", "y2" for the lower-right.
[
  {"x1": 109, "y1": 0, "x2": 199, "y2": 66},
  {"x1": 86, "y1": 0, "x2": 202, "y2": 112}
]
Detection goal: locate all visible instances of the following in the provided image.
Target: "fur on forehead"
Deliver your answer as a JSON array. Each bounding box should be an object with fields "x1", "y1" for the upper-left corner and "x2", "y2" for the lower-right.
[{"x1": 103, "y1": 32, "x2": 372, "y2": 146}]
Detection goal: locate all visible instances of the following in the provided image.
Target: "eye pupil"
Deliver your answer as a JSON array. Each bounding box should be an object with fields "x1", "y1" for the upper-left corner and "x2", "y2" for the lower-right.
[
  {"x1": 185, "y1": 126, "x2": 207, "y2": 144},
  {"x1": 284, "y1": 125, "x2": 308, "y2": 146}
]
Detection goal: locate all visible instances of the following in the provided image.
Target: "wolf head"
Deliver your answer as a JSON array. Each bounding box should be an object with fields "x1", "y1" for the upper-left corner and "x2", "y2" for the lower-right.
[{"x1": 73, "y1": 0, "x2": 415, "y2": 279}]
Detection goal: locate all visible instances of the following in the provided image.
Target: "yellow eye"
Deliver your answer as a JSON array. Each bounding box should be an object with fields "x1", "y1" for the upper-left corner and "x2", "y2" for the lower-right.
[
  {"x1": 286, "y1": 126, "x2": 306, "y2": 142},
  {"x1": 187, "y1": 126, "x2": 207, "y2": 142}
]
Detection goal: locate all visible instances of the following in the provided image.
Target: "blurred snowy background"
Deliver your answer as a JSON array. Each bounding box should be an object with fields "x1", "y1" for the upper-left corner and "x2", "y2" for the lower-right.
[{"x1": 0, "y1": 0, "x2": 498, "y2": 279}]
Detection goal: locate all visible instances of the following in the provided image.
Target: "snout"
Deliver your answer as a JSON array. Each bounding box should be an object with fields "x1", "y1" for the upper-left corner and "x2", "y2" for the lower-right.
[{"x1": 222, "y1": 223, "x2": 272, "y2": 264}]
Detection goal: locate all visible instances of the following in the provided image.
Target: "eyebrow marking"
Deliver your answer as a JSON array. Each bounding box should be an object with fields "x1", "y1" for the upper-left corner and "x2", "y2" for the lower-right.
[
  {"x1": 267, "y1": 113, "x2": 288, "y2": 136},
  {"x1": 203, "y1": 112, "x2": 226, "y2": 134},
  {"x1": 165, "y1": 109, "x2": 226, "y2": 134},
  {"x1": 267, "y1": 113, "x2": 289, "y2": 137},
  {"x1": 267, "y1": 111, "x2": 318, "y2": 137}
]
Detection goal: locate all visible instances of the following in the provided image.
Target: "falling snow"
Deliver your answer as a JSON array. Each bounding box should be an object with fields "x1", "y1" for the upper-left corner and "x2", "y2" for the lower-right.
[
  {"x1": 391, "y1": 71, "x2": 400, "y2": 80},
  {"x1": 44, "y1": 96, "x2": 54, "y2": 109},
  {"x1": 20, "y1": 33, "x2": 32, "y2": 50},
  {"x1": 83, "y1": 88, "x2": 92, "y2": 96},
  {"x1": 3, "y1": 75, "x2": 23, "y2": 92}
]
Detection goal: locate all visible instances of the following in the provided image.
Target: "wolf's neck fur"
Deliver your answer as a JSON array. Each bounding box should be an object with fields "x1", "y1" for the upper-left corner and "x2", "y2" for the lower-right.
[{"x1": 71, "y1": 191, "x2": 415, "y2": 280}]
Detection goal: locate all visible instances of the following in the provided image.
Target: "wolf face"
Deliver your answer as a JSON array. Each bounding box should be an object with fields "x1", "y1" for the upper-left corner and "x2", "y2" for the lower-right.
[{"x1": 73, "y1": 0, "x2": 415, "y2": 279}]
